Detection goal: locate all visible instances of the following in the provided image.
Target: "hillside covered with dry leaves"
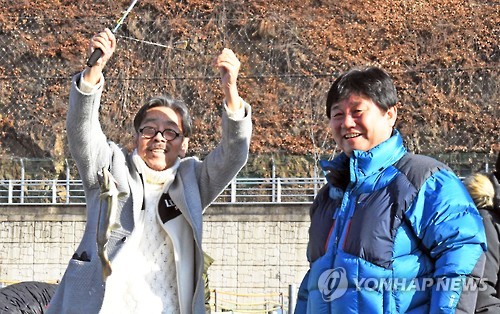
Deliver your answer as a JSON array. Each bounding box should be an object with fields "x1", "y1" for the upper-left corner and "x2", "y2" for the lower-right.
[{"x1": 0, "y1": 0, "x2": 498, "y2": 177}]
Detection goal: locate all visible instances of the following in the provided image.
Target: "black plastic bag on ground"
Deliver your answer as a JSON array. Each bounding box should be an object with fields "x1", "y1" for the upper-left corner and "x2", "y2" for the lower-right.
[{"x1": 0, "y1": 281, "x2": 57, "y2": 314}]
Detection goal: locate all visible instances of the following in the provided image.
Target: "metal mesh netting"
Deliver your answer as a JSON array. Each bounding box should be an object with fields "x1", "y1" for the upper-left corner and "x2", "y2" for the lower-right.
[{"x1": 0, "y1": 1, "x2": 498, "y2": 178}]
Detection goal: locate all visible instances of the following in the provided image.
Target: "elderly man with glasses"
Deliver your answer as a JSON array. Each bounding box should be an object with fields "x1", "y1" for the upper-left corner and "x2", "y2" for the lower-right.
[{"x1": 47, "y1": 28, "x2": 252, "y2": 314}]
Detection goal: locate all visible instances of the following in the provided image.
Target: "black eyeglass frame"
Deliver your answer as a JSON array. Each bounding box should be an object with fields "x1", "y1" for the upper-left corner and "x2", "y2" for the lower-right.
[{"x1": 138, "y1": 126, "x2": 182, "y2": 141}]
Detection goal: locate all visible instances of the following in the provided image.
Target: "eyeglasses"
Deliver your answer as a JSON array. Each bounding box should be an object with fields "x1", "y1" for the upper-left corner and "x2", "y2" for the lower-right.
[{"x1": 139, "y1": 126, "x2": 181, "y2": 141}]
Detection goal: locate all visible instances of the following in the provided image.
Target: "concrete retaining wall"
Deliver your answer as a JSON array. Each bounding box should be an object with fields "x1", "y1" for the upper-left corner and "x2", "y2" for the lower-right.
[{"x1": 0, "y1": 204, "x2": 311, "y2": 310}]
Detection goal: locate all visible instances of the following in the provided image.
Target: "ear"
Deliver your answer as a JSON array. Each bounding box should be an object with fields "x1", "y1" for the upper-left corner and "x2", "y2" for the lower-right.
[
  {"x1": 179, "y1": 137, "x2": 189, "y2": 158},
  {"x1": 387, "y1": 105, "x2": 398, "y2": 127}
]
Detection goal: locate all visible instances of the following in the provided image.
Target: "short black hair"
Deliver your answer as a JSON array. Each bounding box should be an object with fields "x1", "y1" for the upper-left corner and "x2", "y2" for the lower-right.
[
  {"x1": 326, "y1": 66, "x2": 398, "y2": 118},
  {"x1": 133, "y1": 95, "x2": 192, "y2": 138}
]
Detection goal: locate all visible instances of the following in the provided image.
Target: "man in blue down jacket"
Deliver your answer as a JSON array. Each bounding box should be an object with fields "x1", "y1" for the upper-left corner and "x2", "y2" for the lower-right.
[
  {"x1": 47, "y1": 29, "x2": 252, "y2": 313},
  {"x1": 295, "y1": 66, "x2": 486, "y2": 313}
]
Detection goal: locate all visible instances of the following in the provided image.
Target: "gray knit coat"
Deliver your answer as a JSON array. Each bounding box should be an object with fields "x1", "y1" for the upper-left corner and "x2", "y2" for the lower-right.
[{"x1": 47, "y1": 73, "x2": 252, "y2": 314}]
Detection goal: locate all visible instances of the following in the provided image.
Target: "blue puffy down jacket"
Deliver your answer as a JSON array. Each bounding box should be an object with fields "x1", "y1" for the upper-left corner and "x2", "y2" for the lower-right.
[{"x1": 296, "y1": 131, "x2": 486, "y2": 314}]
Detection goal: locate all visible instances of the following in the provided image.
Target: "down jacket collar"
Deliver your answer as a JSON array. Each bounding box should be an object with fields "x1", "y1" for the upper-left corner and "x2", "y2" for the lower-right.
[{"x1": 320, "y1": 129, "x2": 407, "y2": 192}]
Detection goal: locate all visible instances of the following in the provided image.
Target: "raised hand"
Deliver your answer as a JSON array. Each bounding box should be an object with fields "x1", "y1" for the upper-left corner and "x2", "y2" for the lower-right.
[
  {"x1": 83, "y1": 28, "x2": 117, "y2": 85},
  {"x1": 213, "y1": 48, "x2": 242, "y2": 112}
]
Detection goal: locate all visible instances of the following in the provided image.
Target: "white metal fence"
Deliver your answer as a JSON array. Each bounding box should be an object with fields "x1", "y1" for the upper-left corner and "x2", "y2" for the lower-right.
[{"x1": 0, "y1": 177, "x2": 327, "y2": 205}]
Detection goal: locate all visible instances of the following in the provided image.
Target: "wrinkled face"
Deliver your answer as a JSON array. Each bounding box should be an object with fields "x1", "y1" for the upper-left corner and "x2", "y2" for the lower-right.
[
  {"x1": 135, "y1": 107, "x2": 189, "y2": 171},
  {"x1": 329, "y1": 94, "x2": 397, "y2": 156}
]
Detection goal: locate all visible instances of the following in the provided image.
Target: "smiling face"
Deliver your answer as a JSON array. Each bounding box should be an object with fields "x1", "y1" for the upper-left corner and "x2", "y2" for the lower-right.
[
  {"x1": 329, "y1": 93, "x2": 397, "y2": 156},
  {"x1": 135, "y1": 106, "x2": 189, "y2": 171}
]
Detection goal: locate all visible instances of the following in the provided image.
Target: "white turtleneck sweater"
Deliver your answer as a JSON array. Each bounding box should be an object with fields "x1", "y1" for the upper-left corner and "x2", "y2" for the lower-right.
[{"x1": 99, "y1": 152, "x2": 181, "y2": 314}]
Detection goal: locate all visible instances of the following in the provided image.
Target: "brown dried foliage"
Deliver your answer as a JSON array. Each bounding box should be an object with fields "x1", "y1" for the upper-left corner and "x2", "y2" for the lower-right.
[{"x1": 0, "y1": 0, "x2": 498, "y2": 172}]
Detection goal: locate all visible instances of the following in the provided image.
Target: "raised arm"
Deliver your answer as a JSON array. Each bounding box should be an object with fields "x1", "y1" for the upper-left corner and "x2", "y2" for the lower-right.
[
  {"x1": 67, "y1": 29, "x2": 117, "y2": 188},
  {"x1": 191, "y1": 48, "x2": 251, "y2": 207}
]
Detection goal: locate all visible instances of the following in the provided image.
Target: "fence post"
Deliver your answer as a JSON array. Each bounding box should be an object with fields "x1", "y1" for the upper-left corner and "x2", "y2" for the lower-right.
[
  {"x1": 279, "y1": 291, "x2": 284, "y2": 312},
  {"x1": 271, "y1": 178, "x2": 276, "y2": 202},
  {"x1": 20, "y1": 158, "x2": 25, "y2": 203},
  {"x1": 65, "y1": 159, "x2": 70, "y2": 204},
  {"x1": 276, "y1": 178, "x2": 282, "y2": 203},
  {"x1": 231, "y1": 178, "x2": 237, "y2": 203},
  {"x1": 52, "y1": 179, "x2": 57, "y2": 203},
  {"x1": 313, "y1": 166, "x2": 318, "y2": 196},
  {"x1": 8, "y1": 180, "x2": 13, "y2": 204},
  {"x1": 289, "y1": 284, "x2": 296, "y2": 314},
  {"x1": 213, "y1": 289, "x2": 218, "y2": 312},
  {"x1": 272, "y1": 155, "x2": 276, "y2": 203}
]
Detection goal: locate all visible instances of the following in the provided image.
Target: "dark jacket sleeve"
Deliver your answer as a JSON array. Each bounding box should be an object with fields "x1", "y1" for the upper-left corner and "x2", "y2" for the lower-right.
[{"x1": 476, "y1": 209, "x2": 500, "y2": 313}]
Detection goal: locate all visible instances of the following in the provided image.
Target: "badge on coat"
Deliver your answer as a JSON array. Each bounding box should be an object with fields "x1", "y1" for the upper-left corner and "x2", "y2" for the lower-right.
[{"x1": 158, "y1": 193, "x2": 182, "y2": 223}]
